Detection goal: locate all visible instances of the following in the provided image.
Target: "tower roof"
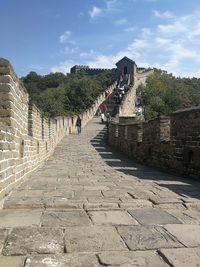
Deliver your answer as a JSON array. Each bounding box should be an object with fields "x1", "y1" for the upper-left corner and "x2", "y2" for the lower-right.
[{"x1": 116, "y1": 56, "x2": 135, "y2": 66}]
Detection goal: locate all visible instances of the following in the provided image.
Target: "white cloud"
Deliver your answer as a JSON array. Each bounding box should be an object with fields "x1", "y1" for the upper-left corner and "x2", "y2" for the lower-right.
[
  {"x1": 153, "y1": 10, "x2": 174, "y2": 19},
  {"x1": 59, "y1": 31, "x2": 72, "y2": 44},
  {"x1": 158, "y1": 21, "x2": 186, "y2": 34},
  {"x1": 124, "y1": 26, "x2": 137, "y2": 32},
  {"x1": 89, "y1": 6, "x2": 102, "y2": 18},
  {"x1": 115, "y1": 18, "x2": 127, "y2": 25},
  {"x1": 51, "y1": 60, "x2": 78, "y2": 73},
  {"x1": 86, "y1": 11, "x2": 200, "y2": 77},
  {"x1": 61, "y1": 46, "x2": 79, "y2": 54},
  {"x1": 54, "y1": 10, "x2": 200, "y2": 77},
  {"x1": 80, "y1": 50, "x2": 94, "y2": 57}
]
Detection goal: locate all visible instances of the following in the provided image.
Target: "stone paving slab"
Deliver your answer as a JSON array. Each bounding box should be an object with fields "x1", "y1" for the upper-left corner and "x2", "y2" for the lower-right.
[
  {"x1": 88, "y1": 210, "x2": 139, "y2": 225},
  {"x1": 1, "y1": 118, "x2": 200, "y2": 264},
  {"x1": 117, "y1": 225, "x2": 183, "y2": 250},
  {"x1": 84, "y1": 202, "x2": 119, "y2": 211},
  {"x1": 164, "y1": 209, "x2": 200, "y2": 224},
  {"x1": 0, "y1": 209, "x2": 42, "y2": 228},
  {"x1": 41, "y1": 210, "x2": 91, "y2": 227},
  {"x1": 65, "y1": 226, "x2": 128, "y2": 252},
  {"x1": 0, "y1": 256, "x2": 25, "y2": 267},
  {"x1": 73, "y1": 190, "x2": 102, "y2": 198},
  {"x1": 2, "y1": 228, "x2": 64, "y2": 255},
  {"x1": 119, "y1": 200, "x2": 152, "y2": 209},
  {"x1": 43, "y1": 190, "x2": 74, "y2": 198},
  {"x1": 164, "y1": 224, "x2": 200, "y2": 247},
  {"x1": 9, "y1": 190, "x2": 44, "y2": 198},
  {"x1": 25, "y1": 253, "x2": 101, "y2": 267},
  {"x1": 128, "y1": 207, "x2": 182, "y2": 225},
  {"x1": 149, "y1": 197, "x2": 183, "y2": 205},
  {"x1": 44, "y1": 198, "x2": 84, "y2": 209},
  {"x1": 154, "y1": 203, "x2": 186, "y2": 211},
  {"x1": 160, "y1": 247, "x2": 200, "y2": 267},
  {"x1": 87, "y1": 197, "x2": 120, "y2": 203},
  {"x1": 185, "y1": 201, "x2": 200, "y2": 211},
  {"x1": 4, "y1": 196, "x2": 44, "y2": 209},
  {"x1": 98, "y1": 251, "x2": 170, "y2": 267},
  {"x1": 0, "y1": 229, "x2": 7, "y2": 253}
]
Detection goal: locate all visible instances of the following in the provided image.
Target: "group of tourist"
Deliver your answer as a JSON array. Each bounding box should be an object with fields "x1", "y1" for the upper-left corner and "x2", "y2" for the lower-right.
[{"x1": 113, "y1": 83, "x2": 130, "y2": 104}]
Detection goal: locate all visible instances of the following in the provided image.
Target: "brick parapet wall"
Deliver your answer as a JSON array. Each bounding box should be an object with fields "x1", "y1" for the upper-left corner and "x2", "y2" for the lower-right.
[
  {"x1": 0, "y1": 58, "x2": 116, "y2": 200},
  {"x1": 108, "y1": 109, "x2": 200, "y2": 178}
]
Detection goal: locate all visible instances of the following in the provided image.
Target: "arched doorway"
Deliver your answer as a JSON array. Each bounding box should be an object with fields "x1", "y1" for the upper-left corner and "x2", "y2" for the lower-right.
[{"x1": 124, "y1": 66, "x2": 128, "y2": 75}]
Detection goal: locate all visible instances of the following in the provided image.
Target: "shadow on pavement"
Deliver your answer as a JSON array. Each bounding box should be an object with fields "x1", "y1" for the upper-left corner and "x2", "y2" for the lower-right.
[{"x1": 90, "y1": 127, "x2": 200, "y2": 201}]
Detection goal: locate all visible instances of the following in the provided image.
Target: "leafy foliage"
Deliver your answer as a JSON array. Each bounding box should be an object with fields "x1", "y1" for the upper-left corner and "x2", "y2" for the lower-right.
[
  {"x1": 137, "y1": 69, "x2": 200, "y2": 120},
  {"x1": 21, "y1": 70, "x2": 115, "y2": 117}
]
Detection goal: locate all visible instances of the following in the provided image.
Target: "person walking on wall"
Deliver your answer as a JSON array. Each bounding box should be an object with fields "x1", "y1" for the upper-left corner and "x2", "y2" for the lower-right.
[{"x1": 76, "y1": 115, "x2": 82, "y2": 135}]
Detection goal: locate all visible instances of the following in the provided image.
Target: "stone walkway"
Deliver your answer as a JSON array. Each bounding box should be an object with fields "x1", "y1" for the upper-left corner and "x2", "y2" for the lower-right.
[{"x1": 0, "y1": 118, "x2": 200, "y2": 267}]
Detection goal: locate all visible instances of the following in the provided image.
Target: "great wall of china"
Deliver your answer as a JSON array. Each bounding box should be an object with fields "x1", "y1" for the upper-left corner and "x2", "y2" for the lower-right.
[
  {"x1": 0, "y1": 58, "x2": 117, "y2": 200},
  {"x1": 0, "y1": 56, "x2": 200, "y2": 202}
]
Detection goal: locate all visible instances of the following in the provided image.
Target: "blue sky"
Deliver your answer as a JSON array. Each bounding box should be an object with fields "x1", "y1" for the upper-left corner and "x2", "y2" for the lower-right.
[{"x1": 1, "y1": 0, "x2": 200, "y2": 77}]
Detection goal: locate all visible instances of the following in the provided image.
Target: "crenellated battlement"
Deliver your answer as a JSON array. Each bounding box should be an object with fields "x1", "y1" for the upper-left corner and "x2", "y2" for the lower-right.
[{"x1": 108, "y1": 107, "x2": 200, "y2": 178}]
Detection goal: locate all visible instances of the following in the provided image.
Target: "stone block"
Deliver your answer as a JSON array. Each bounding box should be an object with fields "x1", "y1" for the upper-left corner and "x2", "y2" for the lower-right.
[
  {"x1": 128, "y1": 207, "x2": 182, "y2": 225},
  {"x1": 25, "y1": 254, "x2": 101, "y2": 267},
  {"x1": 3, "y1": 227, "x2": 64, "y2": 255},
  {"x1": 41, "y1": 210, "x2": 91, "y2": 227},
  {"x1": 160, "y1": 247, "x2": 200, "y2": 267},
  {"x1": 0, "y1": 256, "x2": 25, "y2": 267},
  {"x1": 119, "y1": 199, "x2": 152, "y2": 209},
  {"x1": 98, "y1": 251, "x2": 170, "y2": 267},
  {"x1": 117, "y1": 225, "x2": 183, "y2": 250},
  {"x1": 164, "y1": 224, "x2": 200, "y2": 247},
  {"x1": 84, "y1": 202, "x2": 119, "y2": 211},
  {"x1": 0, "y1": 229, "x2": 7, "y2": 253},
  {"x1": 88, "y1": 210, "x2": 138, "y2": 225},
  {"x1": 0, "y1": 209, "x2": 42, "y2": 228},
  {"x1": 65, "y1": 226, "x2": 127, "y2": 252}
]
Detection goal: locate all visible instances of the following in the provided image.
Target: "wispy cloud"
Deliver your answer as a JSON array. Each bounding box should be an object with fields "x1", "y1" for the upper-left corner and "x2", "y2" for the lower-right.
[
  {"x1": 85, "y1": 11, "x2": 200, "y2": 77},
  {"x1": 153, "y1": 10, "x2": 174, "y2": 19},
  {"x1": 80, "y1": 50, "x2": 95, "y2": 57},
  {"x1": 59, "y1": 31, "x2": 72, "y2": 44},
  {"x1": 89, "y1": 6, "x2": 102, "y2": 18},
  {"x1": 53, "y1": 10, "x2": 200, "y2": 77},
  {"x1": 51, "y1": 59, "x2": 79, "y2": 73},
  {"x1": 124, "y1": 26, "x2": 137, "y2": 32},
  {"x1": 115, "y1": 18, "x2": 127, "y2": 25}
]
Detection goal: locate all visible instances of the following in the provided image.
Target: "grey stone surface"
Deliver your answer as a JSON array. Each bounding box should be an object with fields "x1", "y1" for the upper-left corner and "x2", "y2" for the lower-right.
[
  {"x1": 88, "y1": 210, "x2": 138, "y2": 225},
  {"x1": 0, "y1": 256, "x2": 25, "y2": 267},
  {"x1": 4, "y1": 196, "x2": 44, "y2": 209},
  {"x1": 0, "y1": 229, "x2": 7, "y2": 253},
  {"x1": 117, "y1": 225, "x2": 183, "y2": 250},
  {"x1": 1, "y1": 117, "x2": 200, "y2": 263},
  {"x1": 128, "y1": 207, "x2": 181, "y2": 225},
  {"x1": 3, "y1": 228, "x2": 64, "y2": 255},
  {"x1": 84, "y1": 202, "x2": 119, "y2": 210},
  {"x1": 65, "y1": 226, "x2": 127, "y2": 252},
  {"x1": 44, "y1": 198, "x2": 83, "y2": 209},
  {"x1": 164, "y1": 224, "x2": 200, "y2": 247},
  {"x1": 0, "y1": 209, "x2": 42, "y2": 228},
  {"x1": 41, "y1": 210, "x2": 91, "y2": 227},
  {"x1": 98, "y1": 251, "x2": 170, "y2": 267},
  {"x1": 25, "y1": 254, "x2": 101, "y2": 267},
  {"x1": 160, "y1": 247, "x2": 200, "y2": 267},
  {"x1": 119, "y1": 200, "x2": 152, "y2": 209}
]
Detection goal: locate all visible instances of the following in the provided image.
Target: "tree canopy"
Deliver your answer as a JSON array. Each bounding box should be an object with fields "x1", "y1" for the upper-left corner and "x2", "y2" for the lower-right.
[
  {"x1": 137, "y1": 69, "x2": 200, "y2": 120},
  {"x1": 21, "y1": 70, "x2": 115, "y2": 117}
]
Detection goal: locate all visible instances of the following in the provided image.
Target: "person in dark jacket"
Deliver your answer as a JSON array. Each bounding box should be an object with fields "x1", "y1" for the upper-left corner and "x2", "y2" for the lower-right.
[{"x1": 76, "y1": 115, "x2": 82, "y2": 134}]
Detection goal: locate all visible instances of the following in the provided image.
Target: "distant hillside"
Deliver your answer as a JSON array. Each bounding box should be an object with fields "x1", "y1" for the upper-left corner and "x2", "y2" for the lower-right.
[
  {"x1": 21, "y1": 70, "x2": 115, "y2": 117},
  {"x1": 137, "y1": 69, "x2": 200, "y2": 120}
]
